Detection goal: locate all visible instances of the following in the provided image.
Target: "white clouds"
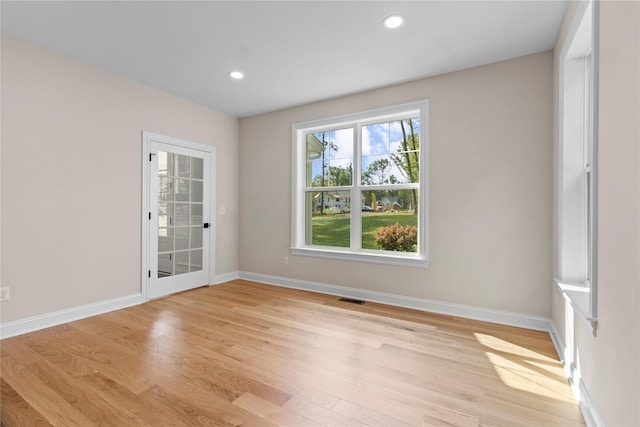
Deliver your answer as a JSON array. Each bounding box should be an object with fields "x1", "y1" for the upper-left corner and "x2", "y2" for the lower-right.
[
  {"x1": 390, "y1": 120, "x2": 403, "y2": 142},
  {"x1": 331, "y1": 158, "x2": 352, "y2": 169},
  {"x1": 362, "y1": 123, "x2": 389, "y2": 156},
  {"x1": 329, "y1": 128, "x2": 354, "y2": 161}
]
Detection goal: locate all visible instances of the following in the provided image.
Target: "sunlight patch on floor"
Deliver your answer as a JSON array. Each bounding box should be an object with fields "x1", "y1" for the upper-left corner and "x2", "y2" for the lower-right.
[
  {"x1": 474, "y1": 333, "x2": 556, "y2": 361},
  {"x1": 474, "y1": 333, "x2": 576, "y2": 404}
]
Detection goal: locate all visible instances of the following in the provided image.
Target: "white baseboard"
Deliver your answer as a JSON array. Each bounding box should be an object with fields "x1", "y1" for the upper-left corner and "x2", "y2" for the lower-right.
[
  {"x1": 0, "y1": 293, "x2": 143, "y2": 340},
  {"x1": 0, "y1": 270, "x2": 239, "y2": 340},
  {"x1": 576, "y1": 377, "x2": 605, "y2": 427},
  {"x1": 214, "y1": 271, "x2": 240, "y2": 284},
  {"x1": 549, "y1": 322, "x2": 572, "y2": 377},
  {"x1": 549, "y1": 322, "x2": 605, "y2": 427},
  {"x1": 238, "y1": 271, "x2": 552, "y2": 332}
]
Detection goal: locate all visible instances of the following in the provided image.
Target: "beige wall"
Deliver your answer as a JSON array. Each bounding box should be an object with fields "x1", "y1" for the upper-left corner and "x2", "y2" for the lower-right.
[
  {"x1": 3, "y1": 4, "x2": 638, "y2": 421},
  {"x1": 0, "y1": 36, "x2": 239, "y2": 323},
  {"x1": 240, "y1": 51, "x2": 553, "y2": 317},
  {"x1": 552, "y1": 1, "x2": 640, "y2": 425}
]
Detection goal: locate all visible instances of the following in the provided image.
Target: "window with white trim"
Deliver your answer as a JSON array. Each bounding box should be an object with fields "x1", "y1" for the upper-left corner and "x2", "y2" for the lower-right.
[
  {"x1": 291, "y1": 101, "x2": 428, "y2": 267},
  {"x1": 556, "y1": 0, "x2": 598, "y2": 334}
]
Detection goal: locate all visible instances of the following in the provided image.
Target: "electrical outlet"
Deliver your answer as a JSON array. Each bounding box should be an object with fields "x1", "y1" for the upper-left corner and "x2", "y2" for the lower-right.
[
  {"x1": 0, "y1": 287, "x2": 10, "y2": 302},
  {"x1": 283, "y1": 256, "x2": 289, "y2": 266}
]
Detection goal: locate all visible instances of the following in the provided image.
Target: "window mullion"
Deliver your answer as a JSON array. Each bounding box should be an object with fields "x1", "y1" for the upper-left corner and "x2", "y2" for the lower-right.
[
  {"x1": 351, "y1": 124, "x2": 362, "y2": 251},
  {"x1": 305, "y1": 185, "x2": 352, "y2": 192},
  {"x1": 360, "y1": 183, "x2": 419, "y2": 192}
]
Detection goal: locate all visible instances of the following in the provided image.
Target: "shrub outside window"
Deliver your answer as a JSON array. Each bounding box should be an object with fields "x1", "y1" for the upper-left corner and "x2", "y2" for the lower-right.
[{"x1": 291, "y1": 101, "x2": 429, "y2": 267}]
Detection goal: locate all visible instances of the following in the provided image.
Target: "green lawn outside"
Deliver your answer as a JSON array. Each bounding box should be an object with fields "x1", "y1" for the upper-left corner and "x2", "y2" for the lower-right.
[{"x1": 311, "y1": 212, "x2": 417, "y2": 250}]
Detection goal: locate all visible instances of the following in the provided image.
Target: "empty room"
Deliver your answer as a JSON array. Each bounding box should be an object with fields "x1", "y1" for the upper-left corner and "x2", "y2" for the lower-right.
[{"x1": 1, "y1": 1, "x2": 638, "y2": 426}]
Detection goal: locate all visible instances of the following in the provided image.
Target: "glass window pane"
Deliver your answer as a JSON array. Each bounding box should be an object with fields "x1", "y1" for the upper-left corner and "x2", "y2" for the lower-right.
[
  {"x1": 175, "y1": 203, "x2": 189, "y2": 226},
  {"x1": 159, "y1": 177, "x2": 174, "y2": 201},
  {"x1": 361, "y1": 155, "x2": 400, "y2": 185},
  {"x1": 158, "y1": 253, "x2": 173, "y2": 278},
  {"x1": 158, "y1": 228, "x2": 174, "y2": 252},
  {"x1": 158, "y1": 151, "x2": 174, "y2": 176},
  {"x1": 175, "y1": 251, "x2": 189, "y2": 275},
  {"x1": 191, "y1": 204, "x2": 203, "y2": 226},
  {"x1": 190, "y1": 226, "x2": 202, "y2": 249},
  {"x1": 176, "y1": 154, "x2": 190, "y2": 178},
  {"x1": 190, "y1": 249, "x2": 202, "y2": 272},
  {"x1": 306, "y1": 128, "x2": 353, "y2": 187},
  {"x1": 328, "y1": 128, "x2": 353, "y2": 186},
  {"x1": 362, "y1": 190, "x2": 418, "y2": 252},
  {"x1": 305, "y1": 191, "x2": 350, "y2": 247},
  {"x1": 191, "y1": 157, "x2": 204, "y2": 179},
  {"x1": 158, "y1": 203, "x2": 173, "y2": 228},
  {"x1": 191, "y1": 180, "x2": 203, "y2": 203},
  {"x1": 307, "y1": 158, "x2": 328, "y2": 188},
  {"x1": 306, "y1": 133, "x2": 328, "y2": 187},
  {"x1": 328, "y1": 158, "x2": 353, "y2": 186},
  {"x1": 175, "y1": 227, "x2": 189, "y2": 251},
  {"x1": 175, "y1": 179, "x2": 190, "y2": 202},
  {"x1": 362, "y1": 118, "x2": 420, "y2": 185}
]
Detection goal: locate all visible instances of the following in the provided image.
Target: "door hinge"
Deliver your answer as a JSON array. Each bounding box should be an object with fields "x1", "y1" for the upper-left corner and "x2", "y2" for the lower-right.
[
  {"x1": 149, "y1": 212, "x2": 151, "y2": 220},
  {"x1": 149, "y1": 153, "x2": 154, "y2": 161},
  {"x1": 148, "y1": 270, "x2": 151, "y2": 278}
]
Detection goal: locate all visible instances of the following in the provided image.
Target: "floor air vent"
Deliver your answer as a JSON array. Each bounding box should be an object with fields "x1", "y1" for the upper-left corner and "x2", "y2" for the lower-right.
[{"x1": 338, "y1": 297, "x2": 365, "y2": 305}]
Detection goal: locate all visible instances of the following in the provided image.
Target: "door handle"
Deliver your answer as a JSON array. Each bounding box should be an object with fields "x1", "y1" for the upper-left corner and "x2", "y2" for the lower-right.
[{"x1": 203, "y1": 223, "x2": 210, "y2": 229}]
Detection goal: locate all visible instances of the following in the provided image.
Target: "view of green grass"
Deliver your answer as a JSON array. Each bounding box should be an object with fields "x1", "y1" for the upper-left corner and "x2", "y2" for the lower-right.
[{"x1": 311, "y1": 212, "x2": 417, "y2": 250}]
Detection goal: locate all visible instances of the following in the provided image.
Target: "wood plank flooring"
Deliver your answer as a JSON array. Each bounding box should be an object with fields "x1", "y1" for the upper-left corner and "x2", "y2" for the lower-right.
[{"x1": 0, "y1": 280, "x2": 585, "y2": 426}]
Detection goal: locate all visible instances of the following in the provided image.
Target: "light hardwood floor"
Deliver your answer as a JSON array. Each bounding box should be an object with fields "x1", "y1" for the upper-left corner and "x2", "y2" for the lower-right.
[{"x1": 1, "y1": 280, "x2": 584, "y2": 426}]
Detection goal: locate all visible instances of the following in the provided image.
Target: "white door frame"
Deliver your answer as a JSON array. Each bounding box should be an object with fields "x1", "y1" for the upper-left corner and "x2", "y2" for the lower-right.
[{"x1": 141, "y1": 131, "x2": 216, "y2": 302}]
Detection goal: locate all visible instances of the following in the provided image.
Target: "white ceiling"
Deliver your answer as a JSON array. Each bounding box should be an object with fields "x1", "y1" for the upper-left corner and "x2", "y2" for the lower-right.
[{"x1": 1, "y1": 1, "x2": 568, "y2": 118}]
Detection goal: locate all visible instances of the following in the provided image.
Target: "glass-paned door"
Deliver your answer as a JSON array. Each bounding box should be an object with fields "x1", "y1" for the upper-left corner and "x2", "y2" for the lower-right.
[{"x1": 148, "y1": 140, "x2": 210, "y2": 299}]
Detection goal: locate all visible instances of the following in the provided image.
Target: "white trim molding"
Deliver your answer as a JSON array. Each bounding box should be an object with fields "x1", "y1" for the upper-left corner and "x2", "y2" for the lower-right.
[
  {"x1": 549, "y1": 322, "x2": 605, "y2": 427},
  {"x1": 0, "y1": 293, "x2": 143, "y2": 340},
  {"x1": 214, "y1": 271, "x2": 240, "y2": 284},
  {"x1": 239, "y1": 271, "x2": 551, "y2": 332}
]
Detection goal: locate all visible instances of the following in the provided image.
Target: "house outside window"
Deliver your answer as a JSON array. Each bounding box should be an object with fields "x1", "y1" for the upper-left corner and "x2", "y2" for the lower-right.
[{"x1": 291, "y1": 101, "x2": 429, "y2": 267}]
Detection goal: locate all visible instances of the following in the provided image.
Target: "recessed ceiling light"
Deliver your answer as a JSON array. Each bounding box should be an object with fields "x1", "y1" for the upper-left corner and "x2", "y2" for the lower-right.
[
  {"x1": 383, "y1": 14, "x2": 403, "y2": 29},
  {"x1": 229, "y1": 71, "x2": 244, "y2": 80}
]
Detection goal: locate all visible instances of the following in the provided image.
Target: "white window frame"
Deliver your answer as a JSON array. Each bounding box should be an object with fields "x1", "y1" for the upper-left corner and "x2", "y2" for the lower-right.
[
  {"x1": 291, "y1": 101, "x2": 429, "y2": 267},
  {"x1": 555, "y1": 0, "x2": 598, "y2": 335}
]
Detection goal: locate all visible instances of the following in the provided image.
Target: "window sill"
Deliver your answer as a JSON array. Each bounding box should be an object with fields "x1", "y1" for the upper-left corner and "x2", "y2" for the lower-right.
[
  {"x1": 555, "y1": 279, "x2": 597, "y2": 335},
  {"x1": 291, "y1": 247, "x2": 429, "y2": 268}
]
